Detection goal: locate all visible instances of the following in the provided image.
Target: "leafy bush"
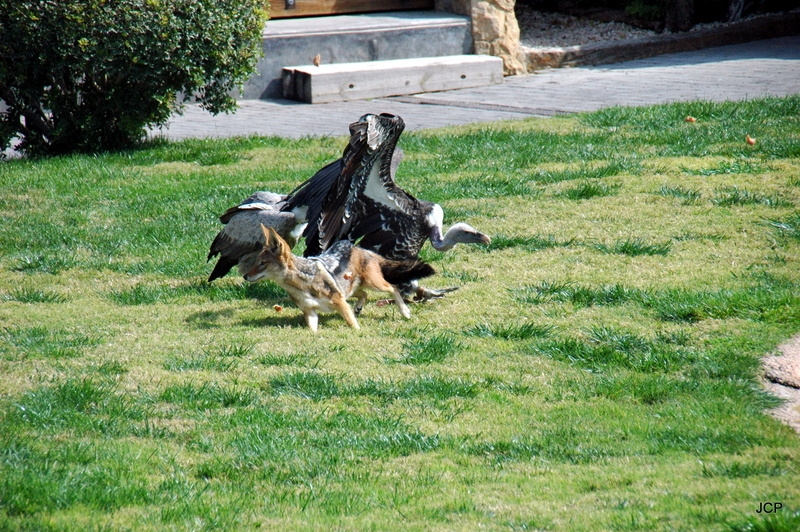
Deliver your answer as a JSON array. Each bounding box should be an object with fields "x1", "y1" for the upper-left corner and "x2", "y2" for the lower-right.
[{"x1": 0, "y1": 0, "x2": 267, "y2": 156}]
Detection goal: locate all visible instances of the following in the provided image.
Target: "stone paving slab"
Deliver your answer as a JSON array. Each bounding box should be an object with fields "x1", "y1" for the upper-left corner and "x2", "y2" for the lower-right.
[
  {"x1": 150, "y1": 98, "x2": 532, "y2": 140},
  {"x1": 152, "y1": 35, "x2": 800, "y2": 141}
]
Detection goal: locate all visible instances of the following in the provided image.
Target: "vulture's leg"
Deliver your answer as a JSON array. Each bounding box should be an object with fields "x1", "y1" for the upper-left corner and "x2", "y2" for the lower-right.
[
  {"x1": 375, "y1": 281, "x2": 459, "y2": 306},
  {"x1": 413, "y1": 285, "x2": 459, "y2": 301}
]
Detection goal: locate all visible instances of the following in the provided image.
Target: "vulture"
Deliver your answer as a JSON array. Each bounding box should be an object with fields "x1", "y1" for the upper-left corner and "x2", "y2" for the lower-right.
[
  {"x1": 208, "y1": 112, "x2": 491, "y2": 299},
  {"x1": 282, "y1": 112, "x2": 491, "y2": 299}
]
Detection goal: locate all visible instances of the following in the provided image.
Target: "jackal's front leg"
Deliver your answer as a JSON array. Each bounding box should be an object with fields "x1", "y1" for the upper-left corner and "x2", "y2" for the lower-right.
[{"x1": 303, "y1": 310, "x2": 319, "y2": 333}]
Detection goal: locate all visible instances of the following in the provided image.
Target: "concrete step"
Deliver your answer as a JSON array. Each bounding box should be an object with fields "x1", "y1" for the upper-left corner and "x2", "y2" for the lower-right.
[
  {"x1": 282, "y1": 55, "x2": 503, "y2": 104},
  {"x1": 240, "y1": 11, "x2": 472, "y2": 99}
]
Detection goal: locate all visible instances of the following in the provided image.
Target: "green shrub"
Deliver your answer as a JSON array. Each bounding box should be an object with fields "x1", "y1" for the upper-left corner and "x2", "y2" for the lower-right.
[{"x1": 0, "y1": 0, "x2": 267, "y2": 156}]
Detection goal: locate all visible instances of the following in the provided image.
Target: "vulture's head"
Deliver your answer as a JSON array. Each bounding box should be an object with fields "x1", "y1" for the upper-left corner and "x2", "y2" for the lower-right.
[
  {"x1": 442, "y1": 222, "x2": 492, "y2": 249},
  {"x1": 349, "y1": 113, "x2": 405, "y2": 179}
]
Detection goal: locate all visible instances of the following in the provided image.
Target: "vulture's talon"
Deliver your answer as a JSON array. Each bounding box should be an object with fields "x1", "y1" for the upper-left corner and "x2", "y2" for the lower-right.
[{"x1": 375, "y1": 298, "x2": 415, "y2": 307}]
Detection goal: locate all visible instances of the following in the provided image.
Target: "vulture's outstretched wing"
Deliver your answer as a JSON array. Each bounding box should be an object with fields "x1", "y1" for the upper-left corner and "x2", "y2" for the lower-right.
[
  {"x1": 207, "y1": 193, "x2": 297, "y2": 281},
  {"x1": 219, "y1": 191, "x2": 285, "y2": 223},
  {"x1": 283, "y1": 113, "x2": 412, "y2": 257},
  {"x1": 316, "y1": 119, "x2": 376, "y2": 251}
]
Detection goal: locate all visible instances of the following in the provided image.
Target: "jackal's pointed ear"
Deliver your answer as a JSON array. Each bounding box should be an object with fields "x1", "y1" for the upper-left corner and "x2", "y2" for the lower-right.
[
  {"x1": 267, "y1": 227, "x2": 292, "y2": 261},
  {"x1": 260, "y1": 224, "x2": 278, "y2": 254},
  {"x1": 260, "y1": 224, "x2": 273, "y2": 249},
  {"x1": 266, "y1": 226, "x2": 288, "y2": 256}
]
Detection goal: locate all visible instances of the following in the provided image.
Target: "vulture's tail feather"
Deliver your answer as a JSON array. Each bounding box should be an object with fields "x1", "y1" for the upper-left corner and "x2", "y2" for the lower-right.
[{"x1": 379, "y1": 260, "x2": 435, "y2": 286}]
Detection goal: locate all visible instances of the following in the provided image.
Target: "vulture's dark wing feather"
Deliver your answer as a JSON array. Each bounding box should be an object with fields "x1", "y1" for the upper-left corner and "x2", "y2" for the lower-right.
[
  {"x1": 283, "y1": 120, "x2": 376, "y2": 256},
  {"x1": 284, "y1": 159, "x2": 341, "y2": 214},
  {"x1": 283, "y1": 158, "x2": 342, "y2": 256},
  {"x1": 283, "y1": 113, "x2": 414, "y2": 258},
  {"x1": 315, "y1": 120, "x2": 374, "y2": 252}
]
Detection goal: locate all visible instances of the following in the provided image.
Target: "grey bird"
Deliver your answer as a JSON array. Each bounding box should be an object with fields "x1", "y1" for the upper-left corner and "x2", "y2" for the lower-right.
[{"x1": 206, "y1": 191, "x2": 304, "y2": 282}]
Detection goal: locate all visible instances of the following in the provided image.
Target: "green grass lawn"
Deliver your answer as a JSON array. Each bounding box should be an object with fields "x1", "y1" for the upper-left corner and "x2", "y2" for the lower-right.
[{"x1": 1, "y1": 96, "x2": 799, "y2": 531}]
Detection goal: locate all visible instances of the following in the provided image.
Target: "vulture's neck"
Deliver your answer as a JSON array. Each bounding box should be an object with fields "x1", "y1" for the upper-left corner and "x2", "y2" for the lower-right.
[
  {"x1": 430, "y1": 225, "x2": 461, "y2": 252},
  {"x1": 427, "y1": 203, "x2": 463, "y2": 251}
]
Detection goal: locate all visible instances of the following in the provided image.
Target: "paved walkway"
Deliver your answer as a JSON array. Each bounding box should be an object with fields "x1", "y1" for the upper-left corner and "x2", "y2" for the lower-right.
[{"x1": 153, "y1": 35, "x2": 800, "y2": 140}]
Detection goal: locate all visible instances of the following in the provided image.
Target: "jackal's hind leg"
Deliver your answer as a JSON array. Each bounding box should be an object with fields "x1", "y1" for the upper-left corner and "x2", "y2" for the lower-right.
[
  {"x1": 332, "y1": 294, "x2": 360, "y2": 330},
  {"x1": 391, "y1": 287, "x2": 412, "y2": 319}
]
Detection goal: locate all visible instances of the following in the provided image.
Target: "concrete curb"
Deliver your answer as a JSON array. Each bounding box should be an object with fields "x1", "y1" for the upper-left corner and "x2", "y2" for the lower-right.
[{"x1": 522, "y1": 11, "x2": 800, "y2": 71}]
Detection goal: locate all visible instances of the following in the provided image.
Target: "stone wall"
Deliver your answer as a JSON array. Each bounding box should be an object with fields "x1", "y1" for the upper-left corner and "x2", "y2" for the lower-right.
[{"x1": 436, "y1": 0, "x2": 525, "y2": 75}]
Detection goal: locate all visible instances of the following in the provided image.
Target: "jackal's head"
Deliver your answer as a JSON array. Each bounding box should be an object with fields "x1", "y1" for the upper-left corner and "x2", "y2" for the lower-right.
[{"x1": 243, "y1": 225, "x2": 294, "y2": 283}]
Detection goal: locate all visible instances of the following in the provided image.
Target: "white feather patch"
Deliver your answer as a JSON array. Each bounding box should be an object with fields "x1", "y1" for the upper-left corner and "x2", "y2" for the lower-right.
[
  {"x1": 363, "y1": 163, "x2": 397, "y2": 210},
  {"x1": 238, "y1": 202, "x2": 273, "y2": 211},
  {"x1": 427, "y1": 204, "x2": 444, "y2": 229},
  {"x1": 290, "y1": 223, "x2": 308, "y2": 241},
  {"x1": 366, "y1": 116, "x2": 380, "y2": 149},
  {"x1": 290, "y1": 205, "x2": 308, "y2": 223}
]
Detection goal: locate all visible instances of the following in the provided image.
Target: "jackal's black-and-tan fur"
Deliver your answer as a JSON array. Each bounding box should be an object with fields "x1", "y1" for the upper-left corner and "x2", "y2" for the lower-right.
[{"x1": 244, "y1": 225, "x2": 434, "y2": 332}]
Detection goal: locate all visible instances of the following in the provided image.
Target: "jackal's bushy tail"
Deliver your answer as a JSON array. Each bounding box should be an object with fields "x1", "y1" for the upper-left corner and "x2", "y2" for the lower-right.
[{"x1": 380, "y1": 259, "x2": 435, "y2": 285}]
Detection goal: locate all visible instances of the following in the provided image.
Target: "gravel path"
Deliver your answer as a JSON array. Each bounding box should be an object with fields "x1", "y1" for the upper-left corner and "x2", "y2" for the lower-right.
[
  {"x1": 516, "y1": 5, "x2": 798, "y2": 49},
  {"x1": 517, "y1": 6, "x2": 656, "y2": 48}
]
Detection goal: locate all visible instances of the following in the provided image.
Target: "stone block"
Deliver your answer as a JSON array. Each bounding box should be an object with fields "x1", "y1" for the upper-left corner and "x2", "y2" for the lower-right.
[{"x1": 282, "y1": 55, "x2": 503, "y2": 103}]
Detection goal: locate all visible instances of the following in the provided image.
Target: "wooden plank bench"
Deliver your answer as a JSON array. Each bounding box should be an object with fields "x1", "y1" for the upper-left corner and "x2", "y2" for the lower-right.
[{"x1": 282, "y1": 55, "x2": 504, "y2": 104}]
